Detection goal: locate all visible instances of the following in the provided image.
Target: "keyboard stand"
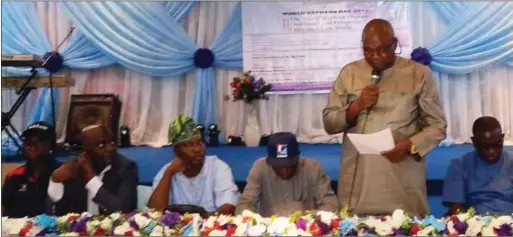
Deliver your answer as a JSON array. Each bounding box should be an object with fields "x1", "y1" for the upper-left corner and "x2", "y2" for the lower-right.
[{"x1": 1, "y1": 68, "x2": 39, "y2": 151}]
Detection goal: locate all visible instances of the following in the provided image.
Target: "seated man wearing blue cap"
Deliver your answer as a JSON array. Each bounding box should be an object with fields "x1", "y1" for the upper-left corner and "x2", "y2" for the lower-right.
[
  {"x1": 235, "y1": 132, "x2": 339, "y2": 217},
  {"x1": 147, "y1": 116, "x2": 240, "y2": 216}
]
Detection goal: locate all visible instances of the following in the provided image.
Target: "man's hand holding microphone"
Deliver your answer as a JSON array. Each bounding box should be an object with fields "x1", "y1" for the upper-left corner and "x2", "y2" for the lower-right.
[{"x1": 347, "y1": 71, "x2": 414, "y2": 163}]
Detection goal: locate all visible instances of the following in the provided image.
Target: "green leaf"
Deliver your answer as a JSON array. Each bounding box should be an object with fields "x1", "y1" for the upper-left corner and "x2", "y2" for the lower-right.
[
  {"x1": 467, "y1": 207, "x2": 476, "y2": 217},
  {"x1": 340, "y1": 206, "x2": 350, "y2": 219}
]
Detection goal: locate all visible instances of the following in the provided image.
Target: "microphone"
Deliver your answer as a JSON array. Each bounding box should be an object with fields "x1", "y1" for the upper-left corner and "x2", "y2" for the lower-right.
[
  {"x1": 371, "y1": 69, "x2": 382, "y2": 85},
  {"x1": 366, "y1": 70, "x2": 382, "y2": 111}
]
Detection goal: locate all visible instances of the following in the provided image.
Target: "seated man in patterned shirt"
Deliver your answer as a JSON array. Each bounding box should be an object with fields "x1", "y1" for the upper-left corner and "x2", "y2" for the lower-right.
[{"x1": 147, "y1": 115, "x2": 240, "y2": 216}]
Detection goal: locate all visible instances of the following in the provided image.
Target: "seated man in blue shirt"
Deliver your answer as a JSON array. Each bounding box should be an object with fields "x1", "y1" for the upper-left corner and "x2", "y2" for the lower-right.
[
  {"x1": 442, "y1": 116, "x2": 513, "y2": 215},
  {"x1": 147, "y1": 115, "x2": 240, "y2": 216}
]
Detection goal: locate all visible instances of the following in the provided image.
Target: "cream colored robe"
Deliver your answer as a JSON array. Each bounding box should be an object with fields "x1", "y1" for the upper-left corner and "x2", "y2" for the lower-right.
[
  {"x1": 235, "y1": 158, "x2": 339, "y2": 217},
  {"x1": 323, "y1": 57, "x2": 447, "y2": 217}
]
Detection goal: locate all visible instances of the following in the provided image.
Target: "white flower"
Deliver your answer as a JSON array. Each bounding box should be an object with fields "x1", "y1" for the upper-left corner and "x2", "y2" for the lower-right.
[
  {"x1": 149, "y1": 226, "x2": 164, "y2": 236},
  {"x1": 86, "y1": 220, "x2": 101, "y2": 233},
  {"x1": 286, "y1": 225, "x2": 302, "y2": 236},
  {"x1": 241, "y1": 210, "x2": 264, "y2": 224},
  {"x1": 457, "y1": 213, "x2": 470, "y2": 222},
  {"x1": 267, "y1": 217, "x2": 289, "y2": 235},
  {"x1": 80, "y1": 212, "x2": 92, "y2": 217},
  {"x1": 363, "y1": 217, "x2": 381, "y2": 228},
  {"x1": 491, "y1": 216, "x2": 513, "y2": 228},
  {"x1": 5, "y1": 217, "x2": 29, "y2": 235},
  {"x1": 190, "y1": 214, "x2": 202, "y2": 236},
  {"x1": 133, "y1": 213, "x2": 151, "y2": 228},
  {"x1": 216, "y1": 215, "x2": 230, "y2": 226},
  {"x1": 316, "y1": 211, "x2": 337, "y2": 225},
  {"x1": 208, "y1": 230, "x2": 227, "y2": 236},
  {"x1": 231, "y1": 215, "x2": 245, "y2": 226},
  {"x1": 375, "y1": 221, "x2": 393, "y2": 236},
  {"x1": 447, "y1": 221, "x2": 457, "y2": 235},
  {"x1": 235, "y1": 222, "x2": 250, "y2": 236},
  {"x1": 390, "y1": 209, "x2": 406, "y2": 229},
  {"x1": 113, "y1": 222, "x2": 133, "y2": 236},
  {"x1": 109, "y1": 212, "x2": 122, "y2": 220},
  {"x1": 247, "y1": 224, "x2": 267, "y2": 236},
  {"x1": 60, "y1": 232, "x2": 80, "y2": 236},
  {"x1": 100, "y1": 218, "x2": 113, "y2": 230},
  {"x1": 481, "y1": 225, "x2": 497, "y2": 236},
  {"x1": 57, "y1": 213, "x2": 79, "y2": 224},
  {"x1": 416, "y1": 226, "x2": 435, "y2": 236},
  {"x1": 147, "y1": 210, "x2": 162, "y2": 220},
  {"x1": 132, "y1": 230, "x2": 141, "y2": 236},
  {"x1": 164, "y1": 226, "x2": 176, "y2": 236},
  {"x1": 202, "y1": 216, "x2": 217, "y2": 229},
  {"x1": 465, "y1": 217, "x2": 484, "y2": 236}
]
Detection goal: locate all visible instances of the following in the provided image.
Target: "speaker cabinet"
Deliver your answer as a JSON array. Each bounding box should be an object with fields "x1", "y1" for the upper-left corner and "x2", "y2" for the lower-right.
[{"x1": 65, "y1": 94, "x2": 122, "y2": 147}]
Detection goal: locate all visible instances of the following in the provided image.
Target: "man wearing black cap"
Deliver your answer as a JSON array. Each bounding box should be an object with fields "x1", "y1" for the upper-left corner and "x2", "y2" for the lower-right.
[
  {"x1": 2, "y1": 122, "x2": 60, "y2": 217},
  {"x1": 235, "y1": 132, "x2": 338, "y2": 217}
]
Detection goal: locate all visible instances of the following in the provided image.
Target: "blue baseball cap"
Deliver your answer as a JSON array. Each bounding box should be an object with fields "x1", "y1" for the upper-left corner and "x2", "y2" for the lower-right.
[{"x1": 266, "y1": 132, "x2": 300, "y2": 167}]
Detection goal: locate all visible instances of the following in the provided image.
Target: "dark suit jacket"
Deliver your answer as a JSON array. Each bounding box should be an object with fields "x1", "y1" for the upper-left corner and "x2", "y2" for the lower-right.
[{"x1": 47, "y1": 154, "x2": 138, "y2": 215}]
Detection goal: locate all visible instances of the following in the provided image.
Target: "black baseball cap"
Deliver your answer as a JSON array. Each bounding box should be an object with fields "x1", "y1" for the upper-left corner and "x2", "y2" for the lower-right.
[
  {"x1": 21, "y1": 122, "x2": 56, "y2": 143},
  {"x1": 266, "y1": 132, "x2": 301, "y2": 167}
]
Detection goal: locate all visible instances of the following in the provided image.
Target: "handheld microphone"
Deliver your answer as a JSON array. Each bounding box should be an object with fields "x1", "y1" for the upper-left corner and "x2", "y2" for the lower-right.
[
  {"x1": 371, "y1": 69, "x2": 382, "y2": 85},
  {"x1": 366, "y1": 70, "x2": 382, "y2": 111}
]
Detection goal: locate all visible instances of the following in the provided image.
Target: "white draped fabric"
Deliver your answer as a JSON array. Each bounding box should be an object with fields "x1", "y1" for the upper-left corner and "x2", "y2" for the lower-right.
[{"x1": 2, "y1": 2, "x2": 512, "y2": 147}]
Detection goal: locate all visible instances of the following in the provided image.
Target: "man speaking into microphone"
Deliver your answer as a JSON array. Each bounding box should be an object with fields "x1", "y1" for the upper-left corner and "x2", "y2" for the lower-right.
[{"x1": 323, "y1": 19, "x2": 447, "y2": 217}]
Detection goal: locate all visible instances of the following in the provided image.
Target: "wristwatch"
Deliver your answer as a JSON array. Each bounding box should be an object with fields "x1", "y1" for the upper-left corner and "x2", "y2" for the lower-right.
[{"x1": 410, "y1": 143, "x2": 418, "y2": 155}]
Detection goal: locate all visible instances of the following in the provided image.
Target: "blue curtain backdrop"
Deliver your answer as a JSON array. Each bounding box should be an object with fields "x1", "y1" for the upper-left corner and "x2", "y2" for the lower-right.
[
  {"x1": 2, "y1": 1, "x2": 512, "y2": 151},
  {"x1": 1, "y1": 1, "x2": 198, "y2": 150},
  {"x1": 425, "y1": 2, "x2": 513, "y2": 73}
]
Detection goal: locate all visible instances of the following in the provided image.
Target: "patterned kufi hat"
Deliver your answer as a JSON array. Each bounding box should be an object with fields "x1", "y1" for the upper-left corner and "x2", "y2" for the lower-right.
[{"x1": 168, "y1": 115, "x2": 202, "y2": 145}]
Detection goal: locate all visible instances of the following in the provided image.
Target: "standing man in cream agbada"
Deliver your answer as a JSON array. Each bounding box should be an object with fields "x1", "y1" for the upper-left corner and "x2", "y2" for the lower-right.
[{"x1": 323, "y1": 19, "x2": 447, "y2": 217}]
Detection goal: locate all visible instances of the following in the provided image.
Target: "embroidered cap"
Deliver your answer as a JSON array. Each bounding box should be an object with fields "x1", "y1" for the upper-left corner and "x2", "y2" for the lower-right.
[
  {"x1": 168, "y1": 115, "x2": 202, "y2": 145},
  {"x1": 21, "y1": 122, "x2": 56, "y2": 143},
  {"x1": 266, "y1": 132, "x2": 300, "y2": 167}
]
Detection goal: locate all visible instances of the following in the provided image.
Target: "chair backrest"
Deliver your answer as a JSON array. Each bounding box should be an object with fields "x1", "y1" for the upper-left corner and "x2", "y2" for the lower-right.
[{"x1": 137, "y1": 185, "x2": 153, "y2": 210}]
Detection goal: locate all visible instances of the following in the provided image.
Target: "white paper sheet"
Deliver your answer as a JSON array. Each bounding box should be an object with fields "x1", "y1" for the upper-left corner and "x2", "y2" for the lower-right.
[{"x1": 347, "y1": 128, "x2": 395, "y2": 155}]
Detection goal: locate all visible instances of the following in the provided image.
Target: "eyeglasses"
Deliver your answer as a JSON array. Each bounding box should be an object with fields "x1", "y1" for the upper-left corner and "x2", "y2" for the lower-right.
[
  {"x1": 363, "y1": 44, "x2": 395, "y2": 56},
  {"x1": 97, "y1": 141, "x2": 116, "y2": 149}
]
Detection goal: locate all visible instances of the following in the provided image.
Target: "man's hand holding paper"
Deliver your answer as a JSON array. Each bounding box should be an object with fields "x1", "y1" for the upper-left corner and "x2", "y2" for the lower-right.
[
  {"x1": 381, "y1": 139, "x2": 412, "y2": 163},
  {"x1": 347, "y1": 128, "x2": 395, "y2": 155}
]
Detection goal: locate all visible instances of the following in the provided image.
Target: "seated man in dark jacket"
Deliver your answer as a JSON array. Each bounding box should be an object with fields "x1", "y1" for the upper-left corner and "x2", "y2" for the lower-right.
[
  {"x1": 47, "y1": 124, "x2": 138, "y2": 215},
  {"x1": 2, "y1": 122, "x2": 60, "y2": 217}
]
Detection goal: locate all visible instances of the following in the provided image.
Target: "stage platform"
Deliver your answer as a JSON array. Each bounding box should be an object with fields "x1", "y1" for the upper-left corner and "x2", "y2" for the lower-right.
[{"x1": 3, "y1": 144, "x2": 512, "y2": 217}]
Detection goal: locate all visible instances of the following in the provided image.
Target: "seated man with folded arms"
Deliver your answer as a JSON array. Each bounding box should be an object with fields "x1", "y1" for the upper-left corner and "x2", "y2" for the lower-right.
[
  {"x1": 235, "y1": 132, "x2": 339, "y2": 217},
  {"x1": 442, "y1": 116, "x2": 513, "y2": 216},
  {"x1": 47, "y1": 124, "x2": 138, "y2": 215},
  {"x1": 147, "y1": 115, "x2": 240, "y2": 216}
]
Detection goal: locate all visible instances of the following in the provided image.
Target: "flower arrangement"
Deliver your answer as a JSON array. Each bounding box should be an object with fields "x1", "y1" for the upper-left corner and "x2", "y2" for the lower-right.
[
  {"x1": 230, "y1": 71, "x2": 271, "y2": 103},
  {"x1": 3, "y1": 208, "x2": 513, "y2": 236}
]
